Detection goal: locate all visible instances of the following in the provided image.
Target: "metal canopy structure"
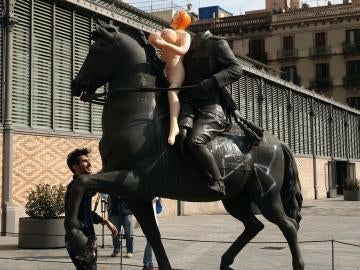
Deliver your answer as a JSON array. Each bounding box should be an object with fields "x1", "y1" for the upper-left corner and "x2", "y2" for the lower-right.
[{"x1": 57, "y1": 0, "x2": 169, "y2": 32}]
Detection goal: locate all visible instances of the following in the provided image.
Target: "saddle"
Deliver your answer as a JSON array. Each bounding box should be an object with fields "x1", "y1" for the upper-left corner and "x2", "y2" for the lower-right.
[
  {"x1": 178, "y1": 105, "x2": 264, "y2": 145},
  {"x1": 177, "y1": 108, "x2": 263, "y2": 178}
]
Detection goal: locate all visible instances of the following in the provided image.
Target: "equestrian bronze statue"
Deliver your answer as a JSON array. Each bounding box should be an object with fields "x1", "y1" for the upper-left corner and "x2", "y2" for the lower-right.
[{"x1": 65, "y1": 23, "x2": 304, "y2": 270}]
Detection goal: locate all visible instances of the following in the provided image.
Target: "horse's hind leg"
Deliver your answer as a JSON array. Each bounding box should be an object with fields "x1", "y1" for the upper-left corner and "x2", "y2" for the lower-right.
[
  {"x1": 125, "y1": 199, "x2": 172, "y2": 270},
  {"x1": 220, "y1": 194, "x2": 264, "y2": 270},
  {"x1": 258, "y1": 195, "x2": 304, "y2": 270}
]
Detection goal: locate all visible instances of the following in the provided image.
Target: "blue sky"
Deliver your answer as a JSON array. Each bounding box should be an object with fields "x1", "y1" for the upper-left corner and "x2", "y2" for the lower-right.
[
  {"x1": 192, "y1": 1, "x2": 265, "y2": 15},
  {"x1": 192, "y1": 0, "x2": 345, "y2": 15},
  {"x1": 124, "y1": 0, "x2": 346, "y2": 16}
]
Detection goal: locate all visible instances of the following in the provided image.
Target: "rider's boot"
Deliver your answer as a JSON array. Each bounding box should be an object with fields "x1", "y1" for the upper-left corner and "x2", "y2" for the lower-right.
[{"x1": 187, "y1": 133, "x2": 227, "y2": 196}]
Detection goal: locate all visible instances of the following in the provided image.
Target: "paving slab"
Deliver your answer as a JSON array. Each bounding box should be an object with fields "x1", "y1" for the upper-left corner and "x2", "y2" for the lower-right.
[{"x1": 0, "y1": 197, "x2": 359, "y2": 270}]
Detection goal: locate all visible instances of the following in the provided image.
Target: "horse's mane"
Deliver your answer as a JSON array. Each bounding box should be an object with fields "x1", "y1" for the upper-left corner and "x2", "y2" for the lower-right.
[
  {"x1": 118, "y1": 25, "x2": 149, "y2": 48},
  {"x1": 97, "y1": 22, "x2": 168, "y2": 88},
  {"x1": 118, "y1": 25, "x2": 169, "y2": 88}
]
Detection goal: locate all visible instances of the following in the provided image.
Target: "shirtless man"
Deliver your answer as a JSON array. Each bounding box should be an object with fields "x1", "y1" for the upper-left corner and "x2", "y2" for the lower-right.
[{"x1": 148, "y1": 11, "x2": 191, "y2": 145}]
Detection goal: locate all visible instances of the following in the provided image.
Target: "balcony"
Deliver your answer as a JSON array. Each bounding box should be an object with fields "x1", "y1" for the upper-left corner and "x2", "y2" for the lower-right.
[
  {"x1": 343, "y1": 42, "x2": 360, "y2": 55},
  {"x1": 189, "y1": 12, "x2": 272, "y2": 34},
  {"x1": 277, "y1": 49, "x2": 298, "y2": 60},
  {"x1": 310, "y1": 77, "x2": 333, "y2": 90},
  {"x1": 309, "y1": 46, "x2": 332, "y2": 57},
  {"x1": 247, "y1": 52, "x2": 268, "y2": 64},
  {"x1": 343, "y1": 75, "x2": 360, "y2": 88}
]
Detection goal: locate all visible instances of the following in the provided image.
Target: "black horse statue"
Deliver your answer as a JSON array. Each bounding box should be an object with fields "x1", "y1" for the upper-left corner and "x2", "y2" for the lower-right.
[{"x1": 67, "y1": 23, "x2": 304, "y2": 270}]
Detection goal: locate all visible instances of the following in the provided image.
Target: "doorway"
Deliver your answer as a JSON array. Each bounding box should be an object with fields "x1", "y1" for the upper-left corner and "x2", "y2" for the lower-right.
[
  {"x1": 331, "y1": 161, "x2": 356, "y2": 195},
  {"x1": 335, "y1": 161, "x2": 347, "y2": 195}
]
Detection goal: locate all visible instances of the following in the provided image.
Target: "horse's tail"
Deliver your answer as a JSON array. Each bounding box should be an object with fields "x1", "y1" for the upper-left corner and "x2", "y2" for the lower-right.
[{"x1": 280, "y1": 142, "x2": 303, "y2": 229}]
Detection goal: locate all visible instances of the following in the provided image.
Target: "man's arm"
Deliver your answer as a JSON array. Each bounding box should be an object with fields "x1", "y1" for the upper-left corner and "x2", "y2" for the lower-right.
[
  {"x1": 91, "y1": 211, "x2": 118, "y2": 236},
  {"x1": 198, "y1": 38, "x2": 243, "y2": 112}
]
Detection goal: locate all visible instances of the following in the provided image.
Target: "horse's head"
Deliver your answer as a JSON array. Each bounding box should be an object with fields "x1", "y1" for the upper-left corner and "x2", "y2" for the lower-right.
[
  {"x1": 71, "y1": 23, "x2": 151, "y2": 97},
  {"x1": 71, "y1": 24, "x2": 121, "y2": 97}
]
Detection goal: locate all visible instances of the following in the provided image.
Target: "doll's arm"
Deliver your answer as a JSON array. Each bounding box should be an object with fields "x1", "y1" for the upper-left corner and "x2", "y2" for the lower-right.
[
  {"x1": 158, "y1": 31, "x2": 191, "y2": 56},
  {"x1": 148, "y1": 32, "x2": 164, "y2": 49}
]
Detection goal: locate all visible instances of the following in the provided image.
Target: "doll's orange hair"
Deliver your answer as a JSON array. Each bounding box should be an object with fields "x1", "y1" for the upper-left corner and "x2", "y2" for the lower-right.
[{"x1": 172, "y1": 11, "x2": 191, "y2": 30}]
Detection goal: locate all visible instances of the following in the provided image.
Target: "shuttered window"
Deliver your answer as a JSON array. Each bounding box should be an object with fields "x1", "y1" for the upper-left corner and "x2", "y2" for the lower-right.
[
  {"x1": 11, "y1": 0, "x2": 105, "y2": 134},
  {"x1": 290, "y1": 94, "x2": 298, "y2": 154},
  {"x1": 238, "y1": 76, "x2": 247, "y2": 116},
  {"x1": 278, "y1": 88, "x2": 289, "y2": 145},
  {"x1": 90, "y1": 20, "x2": 105, "y2": 134},
  {"x1": 53, "y1": 7, "x2": 73, "y2": 131},
  {"x1": 263, "y1": 83, "x2": 273, "y2": 134},
  {"x1": 32, "y1": 0, "x2": 53, "y2": 128},
  {"x1": 74, "y1": 13, "x2": 91, "y2": 133},
  {"x1": 13, "y1": 0, "x2": 31, "y2": 126}
]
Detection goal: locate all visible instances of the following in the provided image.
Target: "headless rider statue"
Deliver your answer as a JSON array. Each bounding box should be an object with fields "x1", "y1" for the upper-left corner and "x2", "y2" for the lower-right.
[{"x1": 179, "y1": 30, "x2": 243, "y2": 196}]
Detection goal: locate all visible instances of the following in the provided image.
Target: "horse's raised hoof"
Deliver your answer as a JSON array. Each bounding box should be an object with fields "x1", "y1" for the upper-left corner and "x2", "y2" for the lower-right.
[
  {"x1": 220, "y1": 263, "x2": 234, "y2": 270},
  {"x1": 76, "y1": 235, "x2": 97, "y2": 264},
  {"x1": 293, "y1": 260, "x2": 305, "y2": 270}
]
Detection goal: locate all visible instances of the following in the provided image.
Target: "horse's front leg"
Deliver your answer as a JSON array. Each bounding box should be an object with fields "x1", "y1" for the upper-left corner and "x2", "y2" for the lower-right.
[
  {"x1": 126, "y1": 198, "x2": 172, "y2": 270},
  {"x1": 64, "y1": 170, "x2": 147, "y2": 258}
]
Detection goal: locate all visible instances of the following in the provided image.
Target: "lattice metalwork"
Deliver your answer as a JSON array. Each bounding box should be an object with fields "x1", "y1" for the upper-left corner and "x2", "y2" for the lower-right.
[{"x1": 230, "y1": 68, "x2": 360, "y2": 159}]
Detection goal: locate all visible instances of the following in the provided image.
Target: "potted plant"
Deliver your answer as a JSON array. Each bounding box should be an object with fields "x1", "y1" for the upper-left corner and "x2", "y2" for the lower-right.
[
  {"x1": 18, "y1": 183, "x2": 66, "y2": 248},
  {"x1": 344, "y1": 178, "x2": 360, "y2": 201}
]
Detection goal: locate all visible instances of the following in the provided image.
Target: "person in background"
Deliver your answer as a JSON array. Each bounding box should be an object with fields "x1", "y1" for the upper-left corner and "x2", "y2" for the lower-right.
[
  {"x1": 142, "y1": 198, "x2": 162, "y2": 270},
  {"x1": 108, "y1": 195, "x2": 134, "y2": 258},
  {"x1": 64, "y1": 148, "x2": 118, "y2": 270}
]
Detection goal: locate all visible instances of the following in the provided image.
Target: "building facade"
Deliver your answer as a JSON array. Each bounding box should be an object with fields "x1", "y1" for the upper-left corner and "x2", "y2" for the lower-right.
[
  {"x1": 191, "y1": 2, "x2": 360, "y2": 109},
  {"x1": 189, "y1": 3, "x2": 360, "y2": 208},
  {"x1": 0, "y1": 0, "x2": 360, "y2": 234}
]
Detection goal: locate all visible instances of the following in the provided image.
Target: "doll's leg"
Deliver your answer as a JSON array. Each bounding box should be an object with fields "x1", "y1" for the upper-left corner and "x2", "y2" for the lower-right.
[
  {"x1": 166, "y1": 63, "x2": 185, "y2": 145},
  {"x1": 168, "y1": 88, "x2": 180, "y2": 145}
]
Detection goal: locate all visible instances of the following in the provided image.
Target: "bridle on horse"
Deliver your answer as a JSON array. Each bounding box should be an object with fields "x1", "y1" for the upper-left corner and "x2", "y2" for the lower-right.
[{"x1": 79, "y1": 85, "x2": 199, "y2": 106}]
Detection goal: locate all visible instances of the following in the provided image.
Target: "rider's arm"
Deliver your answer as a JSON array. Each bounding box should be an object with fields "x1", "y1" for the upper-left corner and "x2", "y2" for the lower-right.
[{"x1": 212, "y1": 39, "x2": 243, "y2": 88}]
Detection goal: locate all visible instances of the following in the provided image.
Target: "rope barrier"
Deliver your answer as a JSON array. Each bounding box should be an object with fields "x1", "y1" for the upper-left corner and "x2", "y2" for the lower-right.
[
  {"x1": 333, "y1": 240, "x2": 360, "y2": 248},
  {"x1": 1, "y1": 231, "x2": 359, "y2": 269},
  {"x1": 4, "y1": 231, "x2": 359, "y2": 247}
]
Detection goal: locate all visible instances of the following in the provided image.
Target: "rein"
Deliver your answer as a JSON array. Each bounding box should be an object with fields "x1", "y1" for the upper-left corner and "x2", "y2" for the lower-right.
[{"x1": 80, "y1": 85, "x2": 198, "y2": 105}]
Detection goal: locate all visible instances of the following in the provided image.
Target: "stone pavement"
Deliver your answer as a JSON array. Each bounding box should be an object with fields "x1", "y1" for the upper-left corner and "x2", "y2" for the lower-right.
[{"x1": 0, "y1": 197, "x2": 359, "y2": 270}]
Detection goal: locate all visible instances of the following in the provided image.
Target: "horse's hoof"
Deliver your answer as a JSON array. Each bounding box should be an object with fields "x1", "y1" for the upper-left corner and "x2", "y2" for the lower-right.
[
  {"x1": 76, "y1": 251, "x2": 96, "y2": 264},
  {"x1": 220, "y1": 263, "x2": 234, "y2": 270},
  {"x1": 76, "y1": 236, "x2": 97, "y2": 264}
]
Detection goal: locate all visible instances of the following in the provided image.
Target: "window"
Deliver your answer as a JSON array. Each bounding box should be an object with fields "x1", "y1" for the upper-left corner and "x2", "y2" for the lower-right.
[
  {"x1": 346, "y1": 29, "x2": 360, "y2": 43},
  {"x1": 315, "y1": 32, "x2": 326, "y2": 48},
  {"x1": 283, "y1": 36, "x2": 294, "y2": 50},
  {"x1": 316, "y1": 63, "x2": 329, "y2": 79},
  {"x1": 346, "y1": 60, "x2": 360, "y2": 76},
  {"x1": 249, "y1": 39, "x2": 265, "y2": 55},
  {"x1": 281, "y1": 66, "x2": 298, "y2": 84},
  {"x1": 347, "y1": 97, "x2": 360, "y2": 110},
  {"x1": 248, "y1": 39, "x2": 266, "y2": 62}
]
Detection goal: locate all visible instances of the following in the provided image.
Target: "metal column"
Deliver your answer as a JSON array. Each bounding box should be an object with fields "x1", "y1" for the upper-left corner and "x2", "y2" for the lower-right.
[{"x1": 1, "y1": 0, "x2": 17, "y2": 235}]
